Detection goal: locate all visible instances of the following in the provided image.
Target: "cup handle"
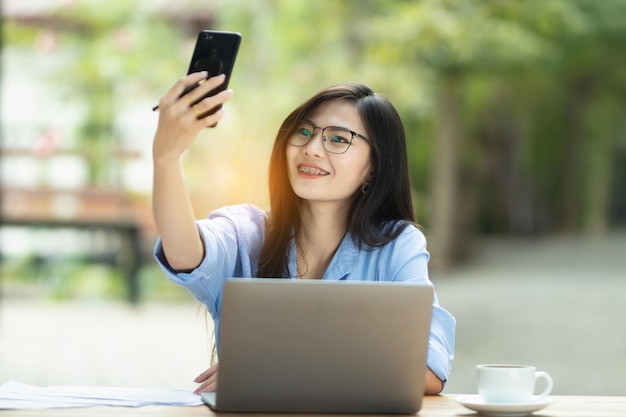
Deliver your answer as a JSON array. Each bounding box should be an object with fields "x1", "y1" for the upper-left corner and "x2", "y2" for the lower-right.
[{"x1": 534, "y1": 371, "x2": 553, "y2": 400}]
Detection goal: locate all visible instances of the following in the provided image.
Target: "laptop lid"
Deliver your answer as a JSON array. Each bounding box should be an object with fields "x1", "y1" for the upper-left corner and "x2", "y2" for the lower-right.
[{"x1": 204, "y1": 278, "x2": 433, "y2": 414}]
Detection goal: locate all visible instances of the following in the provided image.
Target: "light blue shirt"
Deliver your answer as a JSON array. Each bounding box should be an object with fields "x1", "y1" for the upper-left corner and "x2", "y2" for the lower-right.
[{"x1": 154, "y1": 204, "x2": 456, "y2": 382}]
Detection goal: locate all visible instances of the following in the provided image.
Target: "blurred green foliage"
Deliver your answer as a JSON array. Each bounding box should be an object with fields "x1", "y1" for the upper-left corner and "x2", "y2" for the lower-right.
[
  {"x1": 1, "y1": 254, "x2": 125, "y2": 300},
  {"x1": 1, "y1": 255, "x2": 189, "y2": 302},
  {"x1": 3, "y1": 0, "x2": 625, "y2": 292}
]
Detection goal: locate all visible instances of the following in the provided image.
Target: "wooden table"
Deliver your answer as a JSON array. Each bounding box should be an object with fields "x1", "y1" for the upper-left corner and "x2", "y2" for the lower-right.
[{"x1": 2, "y1": 395, "x2": 625, "y2": 417}]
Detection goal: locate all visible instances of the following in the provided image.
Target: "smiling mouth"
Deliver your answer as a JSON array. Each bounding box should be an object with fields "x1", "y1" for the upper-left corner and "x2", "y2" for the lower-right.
[{"x1": 298, "y1": 165, "x2": 329, "y2": 176}]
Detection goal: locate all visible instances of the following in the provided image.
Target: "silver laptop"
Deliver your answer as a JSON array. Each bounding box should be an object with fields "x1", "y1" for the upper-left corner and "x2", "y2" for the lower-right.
[{"x1": 200, "y1": 278, "x2": 433, "y2": 414}]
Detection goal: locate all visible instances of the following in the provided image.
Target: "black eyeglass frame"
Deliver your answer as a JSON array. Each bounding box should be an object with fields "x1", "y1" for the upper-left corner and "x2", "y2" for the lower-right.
[{"x1": 288, "y1": 123, "x2": 370, "y2": 154}]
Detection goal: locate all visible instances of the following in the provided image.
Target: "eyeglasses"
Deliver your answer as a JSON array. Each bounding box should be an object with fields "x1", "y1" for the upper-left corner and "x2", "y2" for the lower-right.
[{"x1": 288, "y1": 124, "x2": 370, "y2": 154}]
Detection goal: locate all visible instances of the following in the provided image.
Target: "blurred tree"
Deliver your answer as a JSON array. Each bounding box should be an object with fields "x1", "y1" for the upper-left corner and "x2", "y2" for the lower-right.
[
  {"x1": 6, "y1": 0, "x2": 625, "y2": 270},
  {"x1": 211, "y1": 0, "x2": 626, "y2": 267},
  {"x1": 350, "y1": 0, "x2": 626, "y2": 265},
  {"x1": 4, "y1": 1, "x2": 197, "y2": 186}
]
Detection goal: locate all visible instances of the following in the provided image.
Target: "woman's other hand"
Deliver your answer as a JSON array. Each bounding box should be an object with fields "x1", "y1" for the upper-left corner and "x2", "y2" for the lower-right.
[{"x1": 193, "y1": 363, "x2": 219, "y2": 394}]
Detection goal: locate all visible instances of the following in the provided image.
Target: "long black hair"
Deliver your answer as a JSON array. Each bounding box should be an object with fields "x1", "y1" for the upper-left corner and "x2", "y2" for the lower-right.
[{"x1": 257, "y1": 82, "x2": 416, "y2": 278}]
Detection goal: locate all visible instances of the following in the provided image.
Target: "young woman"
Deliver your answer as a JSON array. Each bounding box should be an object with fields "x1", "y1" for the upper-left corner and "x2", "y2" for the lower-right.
[{"x1": 152, "y1": 72, "x2": 455, "y2": 395}]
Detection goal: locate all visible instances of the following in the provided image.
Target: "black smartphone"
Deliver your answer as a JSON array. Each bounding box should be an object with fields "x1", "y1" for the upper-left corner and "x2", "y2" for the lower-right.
[
  {"x1": 185, "y1": 30, "x2": 241, "y2": 118},
  {"x1": 153, "y1": 30, "x2": 241, "y2": 118}
]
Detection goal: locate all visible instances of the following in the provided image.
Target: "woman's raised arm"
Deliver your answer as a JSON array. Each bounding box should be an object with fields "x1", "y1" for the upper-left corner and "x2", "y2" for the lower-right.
[{"x1": 151, "y1": 72, "x2": 233, "y2": 271}]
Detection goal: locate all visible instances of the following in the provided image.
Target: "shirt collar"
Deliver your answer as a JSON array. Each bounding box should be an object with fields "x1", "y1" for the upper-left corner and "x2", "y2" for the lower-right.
[{"x1": 287, "y1": 231, "x2": 360, "y2": 280}]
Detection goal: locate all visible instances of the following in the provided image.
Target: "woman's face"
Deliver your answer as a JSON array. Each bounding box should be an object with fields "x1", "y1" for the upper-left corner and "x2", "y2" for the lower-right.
[{"x1": 286, "y1": 100, "x2": 372, "y2": 209}]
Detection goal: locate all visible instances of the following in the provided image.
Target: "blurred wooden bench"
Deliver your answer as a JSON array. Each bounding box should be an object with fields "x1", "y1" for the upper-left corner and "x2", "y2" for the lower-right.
[{"x1": 1, "y1": 186, "x2": 155, "y2": 303}]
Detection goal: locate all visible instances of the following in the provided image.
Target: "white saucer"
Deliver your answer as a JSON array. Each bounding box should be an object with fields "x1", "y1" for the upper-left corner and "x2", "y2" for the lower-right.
[{"x1": 456, "y1": 395, "x2": 552, "y2": 417}]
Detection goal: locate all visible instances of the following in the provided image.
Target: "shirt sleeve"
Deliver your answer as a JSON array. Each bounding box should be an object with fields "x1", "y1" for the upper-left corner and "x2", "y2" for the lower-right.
[
  {"x1": 385, "y1": 225, "x2": 456, "y2": 384},
  {"x1": 153, "y1": 204, "x2": 265, "y2": 316}
]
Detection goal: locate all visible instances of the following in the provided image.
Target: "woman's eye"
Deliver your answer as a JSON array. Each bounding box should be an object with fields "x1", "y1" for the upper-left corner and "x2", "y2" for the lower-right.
[
  {"x1": 329, "y1": 135, "x2": 349, "y2": 144},
  {"x1": 298, "y1": 128, "x2": 313, "y2": 138}
]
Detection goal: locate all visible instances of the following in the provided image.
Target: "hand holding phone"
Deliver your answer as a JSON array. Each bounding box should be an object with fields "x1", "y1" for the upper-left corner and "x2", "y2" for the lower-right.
[{"x1": 153, "y1": 30, "x2": 241, "y2": 120}]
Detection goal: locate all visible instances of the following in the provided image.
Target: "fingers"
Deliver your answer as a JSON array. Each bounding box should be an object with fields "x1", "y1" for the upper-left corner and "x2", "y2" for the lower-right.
[
  {"x1": 191, "y1": 89, "x2": 233, "y2": 124},
  {"x1": 194, "y1": 378, "x2": 217, "y2": 394},
  {"x1": 194, "y1": 364, "x2": 219, "y2": 394},
  {"x1": 184, "y1": 73, "x2": 226, "y2": 105},
  {"x1": 159, "y1": 71, "x2": 208, "y2": 110},
  {"x1": 194, "y1": 363, "x2": 218, "y2": 383},
  {"x1": 184, "y1": 74, "x2": 232, "y2": 125},
  {"x1": 159, "y1": 73, "x2": 233, "y2": 128},
  {"x1": 156, "y1": 83, "x2": 232, "y2": 144},
  {"x1": 153, "y1": 73, "x2": 232, "y2": 161}
]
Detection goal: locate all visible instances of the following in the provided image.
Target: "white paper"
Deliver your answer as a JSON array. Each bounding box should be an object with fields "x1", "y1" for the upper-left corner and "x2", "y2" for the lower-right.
[{"x1": 0, "y1": 381, "x2": 204, "y2": 410}]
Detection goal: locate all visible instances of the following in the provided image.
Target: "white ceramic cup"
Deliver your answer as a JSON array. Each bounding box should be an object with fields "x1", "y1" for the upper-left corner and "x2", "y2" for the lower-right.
[{"x1": 477, "y1": 364, "x2": 553, "y2": 403}]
